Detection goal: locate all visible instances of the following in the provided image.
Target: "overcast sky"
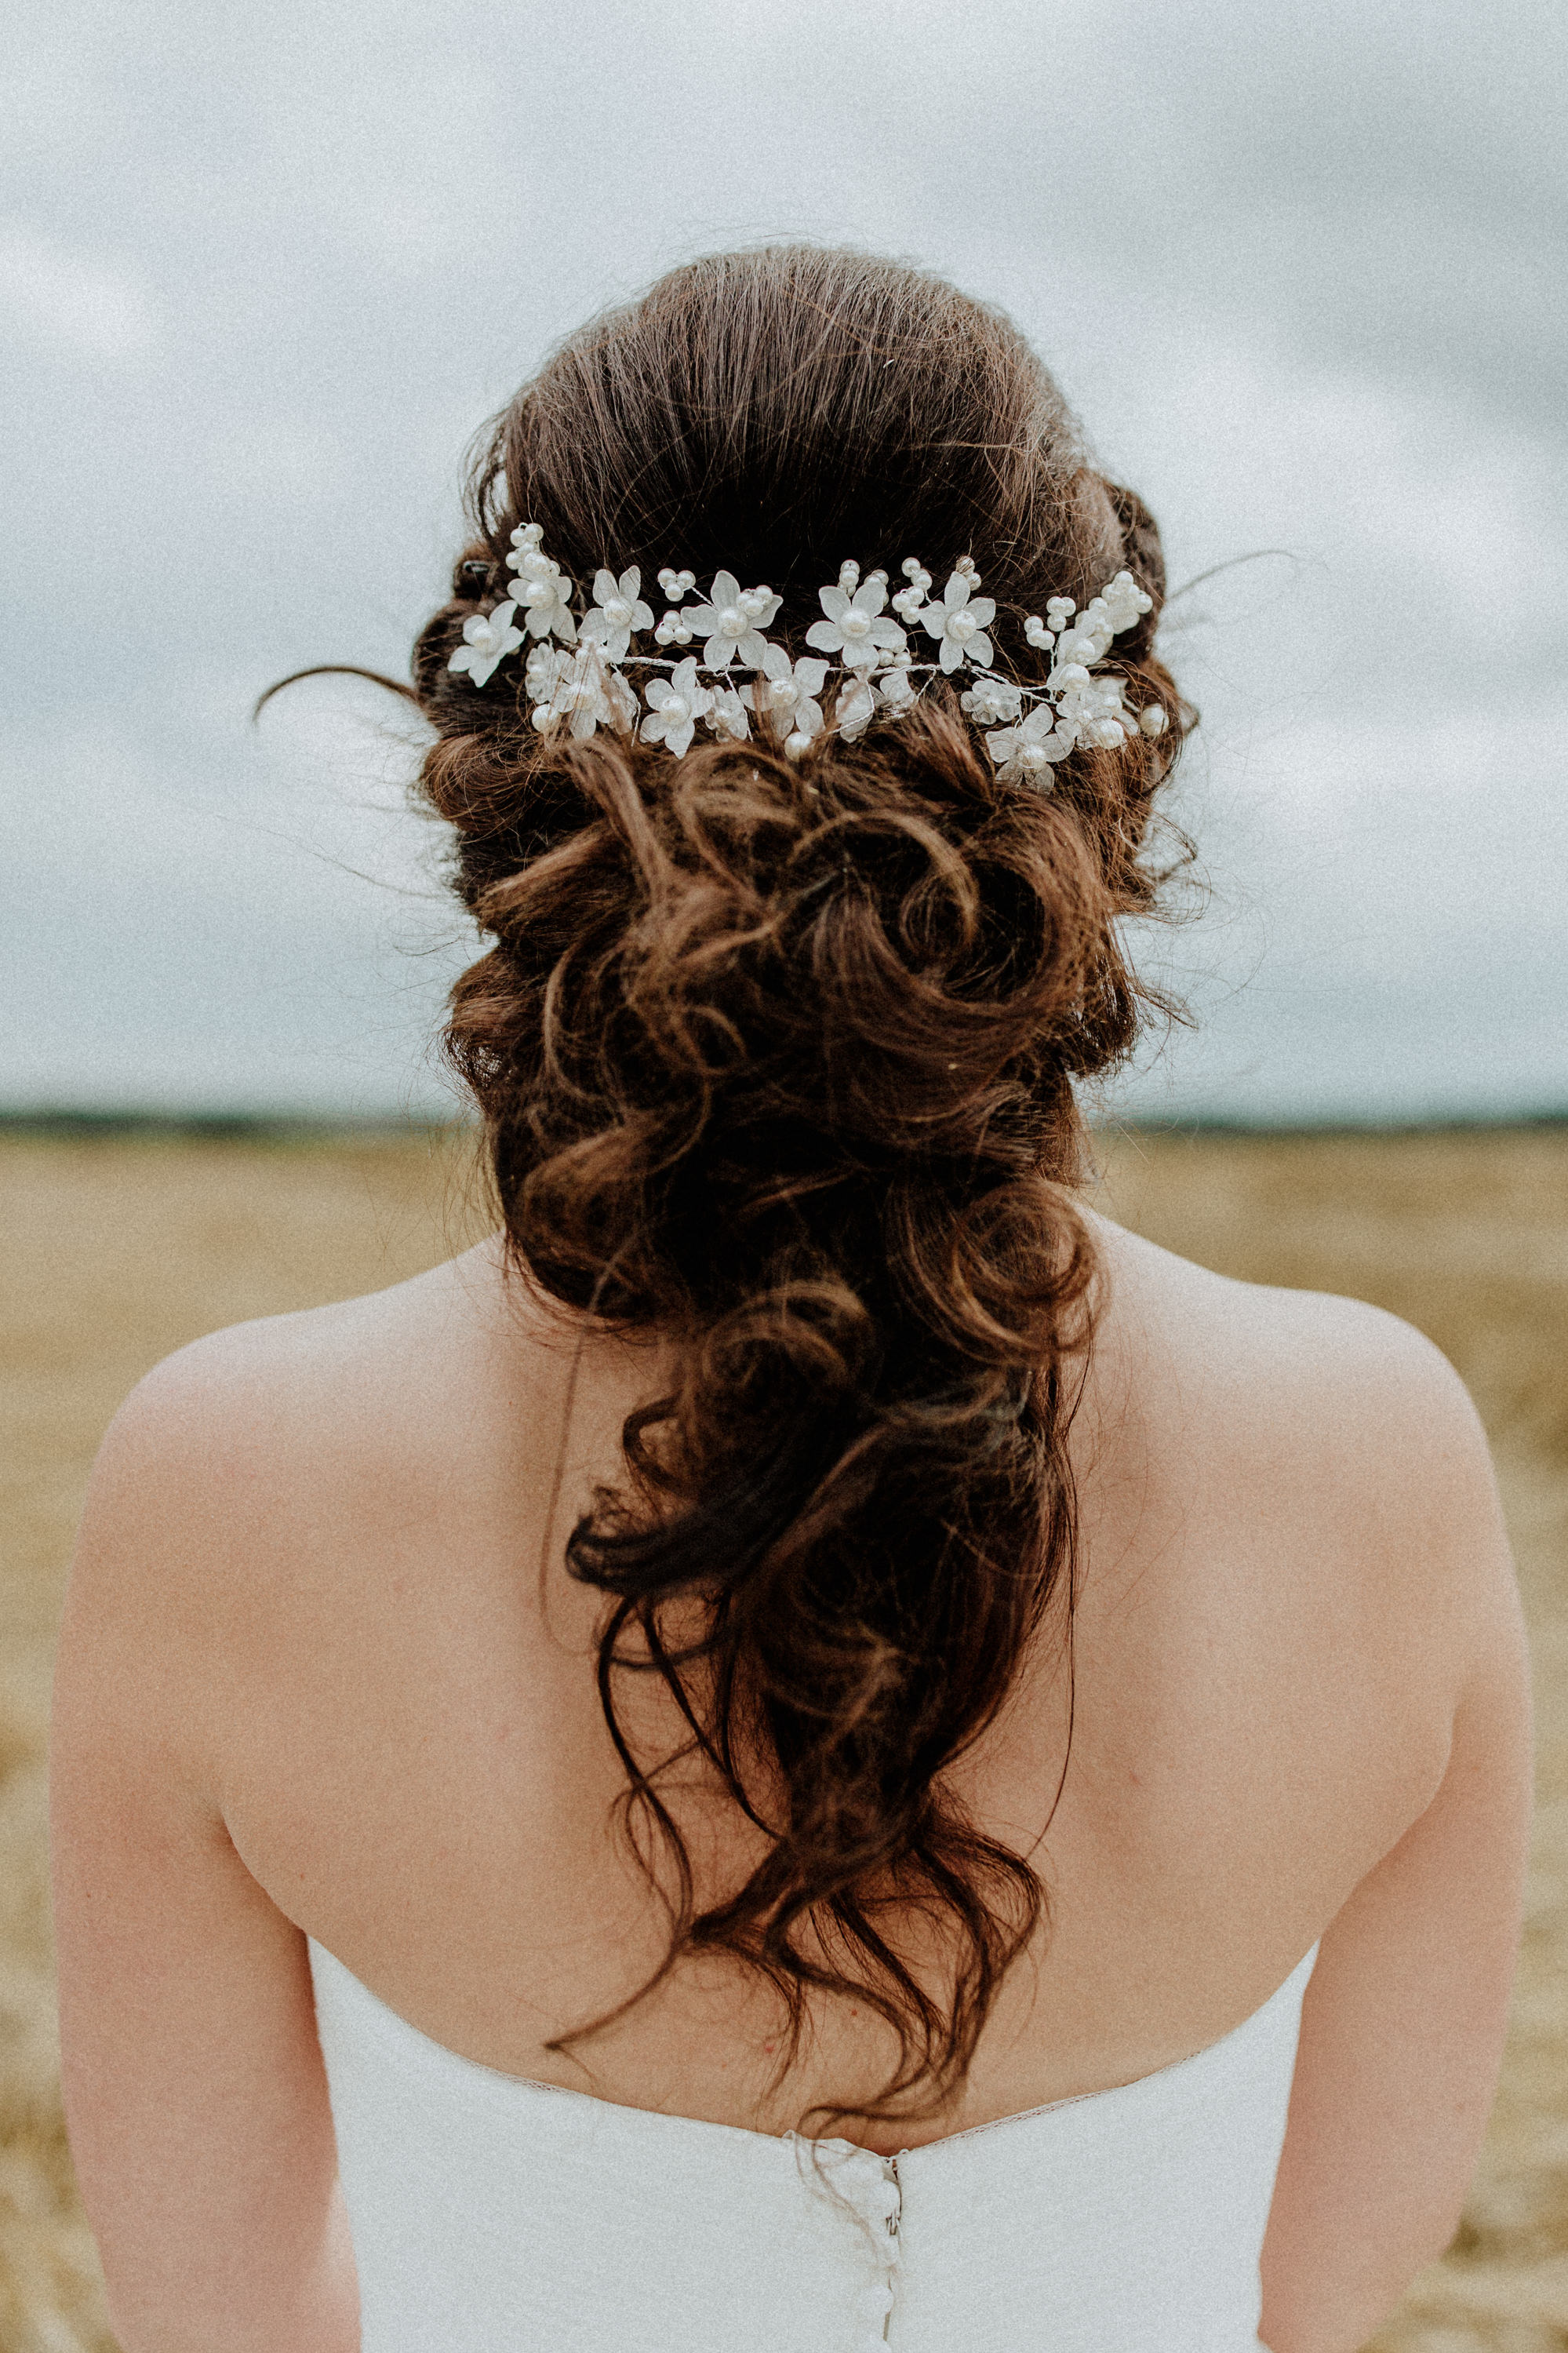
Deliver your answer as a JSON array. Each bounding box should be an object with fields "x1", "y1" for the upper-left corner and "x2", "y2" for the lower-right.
[{"x1": 4, "y1": 0, "x2": 1565, "y2": 1123}]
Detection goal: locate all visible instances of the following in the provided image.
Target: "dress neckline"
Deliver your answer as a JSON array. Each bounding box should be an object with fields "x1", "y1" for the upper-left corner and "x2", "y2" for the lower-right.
[{"x1": 307, "y1": 1935, "x2": 1319, "y2": 2159}]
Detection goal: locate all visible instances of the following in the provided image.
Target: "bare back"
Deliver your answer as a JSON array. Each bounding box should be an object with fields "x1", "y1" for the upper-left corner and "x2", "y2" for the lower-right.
[{"x1": 168, "y1": 1213, "x2": 1475, "y2": 2144}]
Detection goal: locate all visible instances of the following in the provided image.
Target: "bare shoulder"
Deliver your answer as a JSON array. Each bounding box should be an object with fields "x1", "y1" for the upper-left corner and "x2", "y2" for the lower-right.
[
  {"x1": 1083, "y1": 1209, "x2": 1516, "y2": 1683},
  {"x1": 108, "y1": 1237, "x2": 504, "y2": 1427},
  {"x1": 1090, "y1": 1206, "x2": 1485, "y2": 1419},
  {"x1": 66, "y1": 1240, "x2": 534, "y2": 1644},
  {"x1": 1086, "y1": 1204, "x2": 1495, "y2": 1440}
]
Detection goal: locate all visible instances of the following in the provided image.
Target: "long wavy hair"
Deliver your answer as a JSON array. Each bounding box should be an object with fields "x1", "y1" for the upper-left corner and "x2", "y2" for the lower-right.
[{"x1": 290, "y1": 246, "x2": 1192, "y2": 2137}]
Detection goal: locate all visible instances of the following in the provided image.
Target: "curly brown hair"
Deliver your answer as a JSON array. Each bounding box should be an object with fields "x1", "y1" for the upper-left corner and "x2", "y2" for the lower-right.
[{"x1": 279, "y1": 244, "x2": 1193, "y2": 2137}]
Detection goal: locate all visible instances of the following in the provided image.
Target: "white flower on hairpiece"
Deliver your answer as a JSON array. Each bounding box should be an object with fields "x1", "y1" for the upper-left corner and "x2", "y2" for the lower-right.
[
  {"x1": 744, "y1": 645, "x2": 830, "y2": 740},
  {"x1": 921, "y1": 568, "x2": 997, "y2": 672},
  {"x1": 960, "y1": 676, "x2": 1023, "y2": 727},
  {"x1": 514, "y1": 566, "x2": 577, "y2": 645},
  {"x1": 531, "y1": 645, "x2": 625, "y2": 740},
  {"x1": 1052, "y1": 616, "x2": 1110, "y2": 667},
  {"x1": 682, "y1": 572, "x2": 783, "y2": 668},
  {"x1": 642, "y1": 657, "x2": 713, "y2": 755},
  {"x1": 580, "y1": 567, "x2": 655, "y2": 663},
  {"x1": 525, "y1": 642, "x2": 571, "y2": 704},
  {"x1": 835, "y1": 676, "x2": 878, "y2": 741},
  {"x1": 448, "y1": 601, "x2": 523, "y2": 688},
  {"x1": 569, "y1": 663, "x2": 635, "y2": 736},
  {"x1": 984, "y1": 703, "x2": 1075, "y2": 782},
  {"x1": 875, "y1": 664, "x2": 919, "y2": 715},
  {"x1": 1052, "y1": 578, "x2": 1145, "y2": 668},
  {"x1": 708, "y1": 686, "x2": 751, "y2": 741},
  {"x1": 1052, "y1": 663, "x2": 1133, "y2": 748},
  {"x1": 806, "y1": 574, "x2": 908, "y2": 672},
  {"x1": 608, "y1": 668, "x2": 640, "y2": 731}
]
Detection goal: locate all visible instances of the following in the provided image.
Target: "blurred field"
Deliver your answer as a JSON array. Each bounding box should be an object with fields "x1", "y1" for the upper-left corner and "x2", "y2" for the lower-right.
[{"x1": 0, "y1": 1121, "x2": 1563, "y2": 2352}]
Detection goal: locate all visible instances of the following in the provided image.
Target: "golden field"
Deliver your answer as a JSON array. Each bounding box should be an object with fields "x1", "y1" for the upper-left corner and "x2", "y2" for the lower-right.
[{"x1": 0, "y1": 1121, "x2": 1563, "y2": 2353}]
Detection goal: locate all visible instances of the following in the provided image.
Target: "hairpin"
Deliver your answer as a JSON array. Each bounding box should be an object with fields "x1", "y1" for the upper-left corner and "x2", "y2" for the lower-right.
[{"x1": 447, "y1": 525, "x2": 1166, "y2": 781}]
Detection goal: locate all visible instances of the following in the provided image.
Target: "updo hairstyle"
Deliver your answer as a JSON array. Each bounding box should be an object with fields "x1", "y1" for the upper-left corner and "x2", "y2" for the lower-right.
[{"x1": 408, "y1": 246, "x2": 1191, "y2": 2136}]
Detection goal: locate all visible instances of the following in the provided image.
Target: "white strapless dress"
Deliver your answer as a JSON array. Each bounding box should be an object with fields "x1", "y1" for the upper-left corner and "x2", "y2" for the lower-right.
[{"x1": 308, "y1": 1935, "x2": 1317, "y2": 2352}]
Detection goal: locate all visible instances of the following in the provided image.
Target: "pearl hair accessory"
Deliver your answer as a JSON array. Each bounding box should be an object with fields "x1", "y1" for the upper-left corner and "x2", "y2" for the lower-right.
[{"x1": 446, "y1": 524, "x2": 1167, "y2": 781}]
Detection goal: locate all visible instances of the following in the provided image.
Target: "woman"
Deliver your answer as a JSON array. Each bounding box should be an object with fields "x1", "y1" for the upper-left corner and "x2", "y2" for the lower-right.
[{"x1": 50, "y1": 246, "x2": 1530, "y2": 2353}]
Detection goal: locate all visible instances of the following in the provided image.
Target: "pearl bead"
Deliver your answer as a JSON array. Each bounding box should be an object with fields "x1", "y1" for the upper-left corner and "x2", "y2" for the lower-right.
[
  {"x1": 604, "y1": 599, "x2": 631, "y2": 627},
  {"x1": 1020, "y1": 745, "x2": 1049, "y2": 770},
  {"x1": 948, "y1": 610, "x2": 977, "y2": 640},
  {"x1": 718, "y1": 606, "x2": 744, "y2": 636},
  {"x1": 840, "y1": 610, "x2": 871, "y2": 639},
  {"x1": 784, "y1": 730, "x2": 811, "y2": 759},
  {"x1": 1140, "y1": 705, "x2": 1166, "y2": 736}
]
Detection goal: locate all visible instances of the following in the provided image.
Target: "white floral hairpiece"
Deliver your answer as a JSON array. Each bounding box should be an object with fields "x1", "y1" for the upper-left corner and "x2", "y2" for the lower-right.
[{"x1": 447, "y1": 523, "x2": 1166, "y2": 783}]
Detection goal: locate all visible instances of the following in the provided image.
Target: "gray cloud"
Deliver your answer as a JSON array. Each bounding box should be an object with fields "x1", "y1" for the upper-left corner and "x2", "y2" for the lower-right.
[{"x1": 3, "y1": 0, "x2": 1563, "y2": 1118}]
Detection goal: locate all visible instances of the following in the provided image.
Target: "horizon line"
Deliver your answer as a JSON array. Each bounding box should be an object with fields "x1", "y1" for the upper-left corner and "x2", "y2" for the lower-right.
[{"x1": 4, "y1": 1106, "x2": 1566, "y2": 1146}]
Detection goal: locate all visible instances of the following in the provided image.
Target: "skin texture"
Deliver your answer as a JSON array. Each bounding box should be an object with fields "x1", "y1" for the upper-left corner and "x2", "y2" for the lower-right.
[{"x1": 49, "y1": 1210, "x2": 1531, "y2": 2353}]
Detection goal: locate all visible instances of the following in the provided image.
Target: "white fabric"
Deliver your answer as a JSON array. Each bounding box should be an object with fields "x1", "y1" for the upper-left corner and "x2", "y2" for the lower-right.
[{"x1": 308, "y1": 1933, "x2": 1317, "y2": 2352}]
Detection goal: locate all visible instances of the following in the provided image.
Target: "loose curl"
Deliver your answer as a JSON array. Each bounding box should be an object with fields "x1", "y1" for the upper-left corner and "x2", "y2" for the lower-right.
[{"x1": 289, "y1": 246, "x2": 1193, "y2": 2138}]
